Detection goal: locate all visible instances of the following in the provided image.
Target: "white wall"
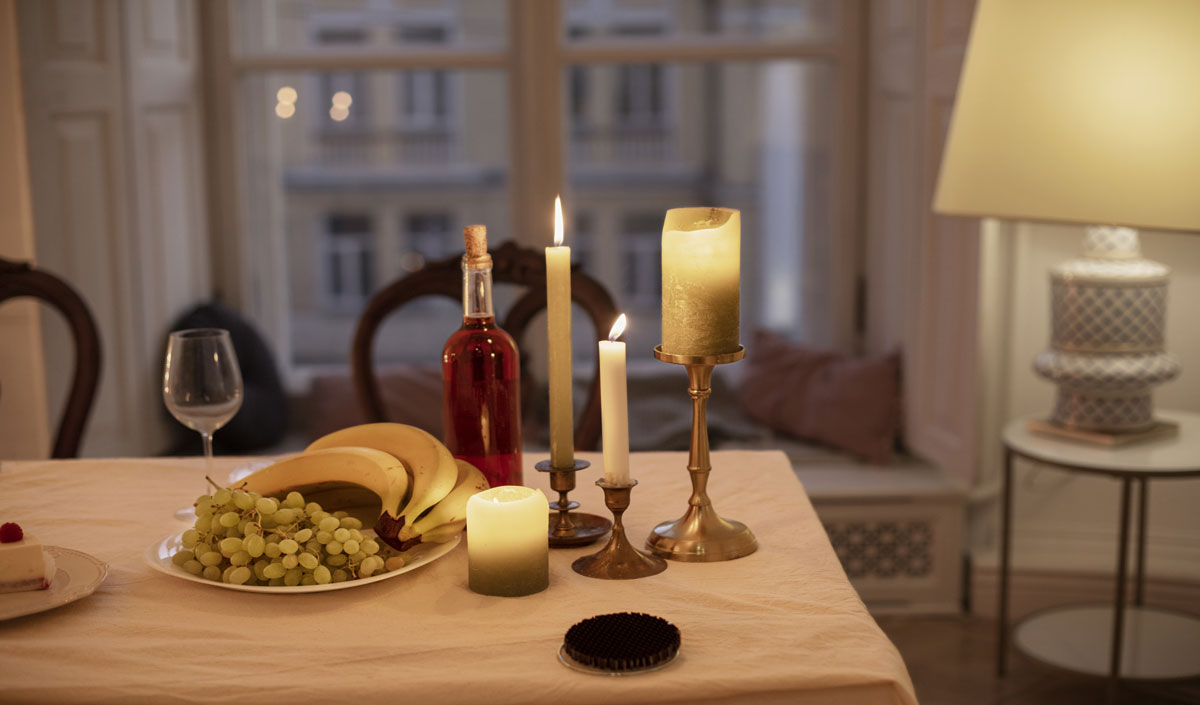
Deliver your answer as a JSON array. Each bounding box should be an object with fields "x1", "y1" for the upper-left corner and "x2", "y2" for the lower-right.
[{"x1": 981, "y1": 222, "x2": 1200, "y2": 582}]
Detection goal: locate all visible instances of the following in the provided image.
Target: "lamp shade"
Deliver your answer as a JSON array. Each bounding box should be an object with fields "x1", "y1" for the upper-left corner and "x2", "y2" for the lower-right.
[{"x1": 933, "y1": 0, "x2": 1200, "y2": 233}]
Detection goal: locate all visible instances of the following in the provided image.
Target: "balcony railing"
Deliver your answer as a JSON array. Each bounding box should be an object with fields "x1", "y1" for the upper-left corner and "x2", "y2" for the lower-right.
[{"x1": 570, "y1": 124, "x2": 675, "y2": 166}]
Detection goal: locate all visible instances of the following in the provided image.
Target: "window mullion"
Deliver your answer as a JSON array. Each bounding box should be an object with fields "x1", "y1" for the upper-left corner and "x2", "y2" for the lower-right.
[{"x1": 508, "y1": 0, "x2": 563, "y2": 248}]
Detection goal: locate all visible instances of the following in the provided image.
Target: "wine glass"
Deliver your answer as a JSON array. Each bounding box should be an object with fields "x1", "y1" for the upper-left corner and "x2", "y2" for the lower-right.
[{"x1": 163, "y1": 328, "x2": 244, "y2": 519}]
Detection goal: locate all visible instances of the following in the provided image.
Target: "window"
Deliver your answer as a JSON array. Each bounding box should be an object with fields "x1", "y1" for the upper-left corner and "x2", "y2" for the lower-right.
[
  {"x1": 220, "y1": 0, "x2": 858, "y2": 382},
  {"x1": 321, "y1": 213, "x2": 374, "y2": 313}
]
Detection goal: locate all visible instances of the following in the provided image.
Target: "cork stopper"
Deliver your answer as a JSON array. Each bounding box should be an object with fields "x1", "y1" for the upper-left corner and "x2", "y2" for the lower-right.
[{"x1": 463, "y1": 225, "x2": 492, "y2": 269}]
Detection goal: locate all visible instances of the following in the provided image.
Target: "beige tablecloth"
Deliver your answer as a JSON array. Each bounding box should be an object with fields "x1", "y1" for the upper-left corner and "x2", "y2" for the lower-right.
[{"x1": 0, "y1": 451, "x2": 917, "y2": 705}]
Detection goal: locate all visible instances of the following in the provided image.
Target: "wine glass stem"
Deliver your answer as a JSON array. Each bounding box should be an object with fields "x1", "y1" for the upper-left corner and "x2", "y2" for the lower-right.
[{"x1": 201, "y1": 432, "x2": 214, "y2": 483}]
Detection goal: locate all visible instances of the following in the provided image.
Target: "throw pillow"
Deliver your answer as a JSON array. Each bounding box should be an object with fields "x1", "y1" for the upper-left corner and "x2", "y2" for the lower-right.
[{"x1": 737, "y1": 329, "x2": 901, "y2": 464}]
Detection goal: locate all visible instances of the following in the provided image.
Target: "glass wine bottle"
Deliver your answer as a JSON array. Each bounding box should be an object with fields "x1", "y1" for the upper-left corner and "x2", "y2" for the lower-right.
[{"x1": 442, "y1": 225, "x2": 524, "y2": 487}]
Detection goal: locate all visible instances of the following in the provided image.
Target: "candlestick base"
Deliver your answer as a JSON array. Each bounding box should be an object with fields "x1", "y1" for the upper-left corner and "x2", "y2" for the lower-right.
[
  {"x1": 572, "y1": 480, "x2": 667, "y2": 580},
  {"x1": 647, "y1": 345, "x2": 757, "y2": 563},
  {"x1": 536, "y1": 458, "x2": 611, "y2": 547}
]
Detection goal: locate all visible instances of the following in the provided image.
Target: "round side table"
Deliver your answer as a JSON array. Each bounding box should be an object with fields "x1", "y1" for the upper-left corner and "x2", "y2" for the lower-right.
[{"x1": 997, "y1": 410, "x2": 1200, "y2": 699}]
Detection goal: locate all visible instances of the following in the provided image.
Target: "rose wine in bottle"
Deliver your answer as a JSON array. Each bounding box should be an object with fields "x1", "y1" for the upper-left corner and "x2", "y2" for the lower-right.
[{"x1": 442, "y1": 225, "x2": 524, "y2": 487}]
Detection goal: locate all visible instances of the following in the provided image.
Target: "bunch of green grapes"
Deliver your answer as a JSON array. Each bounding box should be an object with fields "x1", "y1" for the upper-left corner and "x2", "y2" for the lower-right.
[{"x1": 170, "y1": 487, "x2": 406, "y2": 586}]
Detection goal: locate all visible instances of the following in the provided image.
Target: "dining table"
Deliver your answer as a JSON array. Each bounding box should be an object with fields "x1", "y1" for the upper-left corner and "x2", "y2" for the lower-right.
[{"x1": 0, "y1": 449, "x2": 918, "y2": 705}]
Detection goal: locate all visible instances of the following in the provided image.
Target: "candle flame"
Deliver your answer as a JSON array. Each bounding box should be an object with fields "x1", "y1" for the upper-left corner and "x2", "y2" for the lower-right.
[
  {"x1": 608, "y1": 313, "x2": 627, "y2": 342},
  {"x1": 553, "y1": 196, "x2": 563, "y2": 246}
]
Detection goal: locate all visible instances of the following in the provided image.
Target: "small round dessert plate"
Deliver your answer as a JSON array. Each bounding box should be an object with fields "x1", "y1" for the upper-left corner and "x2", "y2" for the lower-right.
[
  {"x1": 145, "y1": 532, "x2": 459, "y2": 593},
  {"x1": 557, "y1": 644, "x2": 679, "y2": 676},
  {"x1": 0, "y1": 547, "x2": 108, "y2": 621}
]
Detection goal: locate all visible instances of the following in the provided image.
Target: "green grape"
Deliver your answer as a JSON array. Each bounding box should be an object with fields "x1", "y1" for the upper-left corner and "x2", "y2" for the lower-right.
[
  {"x1": 199, "y1": 551, "x2": 224, "y2": 567},
  {"x1": 283, "y1": 491, "x2": 305, "y2": 509},
  {"x1": 194, "y1": 542, "x2": 212, "y2": 557},
  {"x1": 325, "y1": 540, "x2": 344, "y2": 555},
  {"x1": 342, "y1": 539, "x2": 360, "y2": 555},
  {"x1": 340, "y1": 517, "x2": 363, "y2": 530},
  {"x1": 294, "y1": 528, "x2": 313, "y2": 543},
  {"x1": 255, "y1": 497, "x2": 279, "y2": 515},
  {"x1": 219, "y1": 537, "x2": 244, "y2": 556},
  {"x1": 181, "y1": 530, "x2": 199, "y2": 548},
  {"x1": 244, "y1": 534, "x2": 266, "y2": 557},
  {"x1": 362, "y1": 540, "x2": 380, "y2": 556},
  {"x1": 385, "y1": 556, "x2": 406, "y2": 571},
  {"x1": 263, "y1": 563, "x2": 287, "y2": 580},
  {"x1": 318, "y1": 516, "x2": 340, "y2": 533},
  {"x1": 264, "y1": 542, "x2": 282, "y2": 558},
  {"x1": 233, "y1": 492, "x2": 255, "y2": 510},
  {"x1": 237, "y1": 518, "x2": 252, "y2": 535},
  {"x1": 183, "y1": 560, "x2": 204, "y2": 576},
  {"x1": 242, "y1": 523, "x2": 261, "y2": 537},
  {"x1": 202, "y1": 565, "x2": 222, "y2": 581},
  {"x1": 273, "y1": 508, "x2": 297, "y2": 524},
  {"x1": 229, "y1": 566, "x2": 252, "y2": 585},
  {"x1": 333, "y1": 511, "x2": 348, "y2": 519},
  {"x1": 332, "y1": 569, "x2": 349, "y2": 583},
  {"x1": 300, "y1": 576, "x2": 317, "y2": 586},
  {"x1": 281, "y1": 554, "x2": 299, "y2": 569},
  {"x1": 333, "y1": 528, "x2": 351, "y2": 543},
  {"x1": 253, "y1": 560, "x2": 270, "y2": 581},
  {"x1": 313, "y1": 565, "x2": 332, "y2": 584},
  {"x1": 225, "y1": 526, "x2": 241, "y2": 538},
  {"x1": 283, "y1": 568, "x2": 302, "y2": 586},
  {"x1": 213, "y1": 489, "x2": 232, "y2": 506},
  {"x1": 359, "y1": 559, "x2": 378, "y2": 578},
  {"x1": 210, "y1": 516, "x2": 224, "y2": 533},
  {"x1": 278, "y1": 539, "x2": 299, "y2": 555},
  {"x1": 221, "y1": 566, "x2": 236, "y2": 583},
  {"x1": 268, "y1": 577, "x2": 285, "y2": 586},
  {"x1": 193, "y1": 516, "x2": 210, "y2": 531},
  {"x1": 305, "y1": 502, "x2": 322, "y2": 515},
  {"x1": 316, "y1": 530, "x2": 333, "y2": 544},
  {"x1": 349, "y1": 529, "x2": 364, "y2": 543},
  {"x1": 325, "y1": 554, "x2": 348, "y2": 567},
  {"x1": 230, "y1": 550, "x2": 252, "y2": 567},
  {"x1": 305, "y1": 540, "x2": 321, "y2": 554},
  {"x1": 219, "y1": 511, "x2": 240, "y2": 528},
  {"x1": 310, "y1": 510, "x2": 331, "y2": 524},
  {"x1": 350, "y1": 551, "x2": 367, "y2": 563},
  {"x1": 298, "y1": 553, "x2": 319, "y2": 570},
  {"x1": 171, "y1": 550, "x2": 194, "y2": 566}
]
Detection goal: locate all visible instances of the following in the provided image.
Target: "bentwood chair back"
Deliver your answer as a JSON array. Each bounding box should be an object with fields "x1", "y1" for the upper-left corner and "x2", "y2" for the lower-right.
[
  {"x1": 0, "y1": 258, "x2": 101, "y2": 458},
  {"x1": 351, "y1": 241, "x2": 618, "y2": 451}
]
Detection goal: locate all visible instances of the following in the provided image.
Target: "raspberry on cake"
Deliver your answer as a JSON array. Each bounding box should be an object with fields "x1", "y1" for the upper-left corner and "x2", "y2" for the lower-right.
[{"x1": 0, "y1": 523, "x2": 56, "y2": 593}]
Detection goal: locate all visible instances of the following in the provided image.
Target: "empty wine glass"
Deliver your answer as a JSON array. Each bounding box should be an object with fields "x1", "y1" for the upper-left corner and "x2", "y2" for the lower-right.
[{"x1": 163, "y1": 328, "x2": 244, "y2": 519}]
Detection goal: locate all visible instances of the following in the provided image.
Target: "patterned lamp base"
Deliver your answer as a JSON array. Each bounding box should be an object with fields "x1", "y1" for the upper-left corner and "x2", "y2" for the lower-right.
[{"x1": 1034, "y1": 226, "x2": 1180, "y2": 434}]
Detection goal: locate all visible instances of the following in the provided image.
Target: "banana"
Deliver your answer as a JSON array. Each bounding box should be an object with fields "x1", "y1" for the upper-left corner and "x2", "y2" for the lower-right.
[
  {"x1": 236, "y1": 447, "x2": 410, "y2": 521},
  {"x1": 408, "y1": 519, "x2": 465, "y2": 549},
  {"x1": 397, "y1": 460, "x2": 490, "y2": 548},
  {"x1": 307, "y1": 423, "x2": 459, "y2": 529}
]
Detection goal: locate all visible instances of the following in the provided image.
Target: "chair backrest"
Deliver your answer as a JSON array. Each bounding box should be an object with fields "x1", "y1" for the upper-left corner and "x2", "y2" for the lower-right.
[
  {"x1": 0, "y1": 258, "x2": 102, "y2": 458},
  {"x1": 352, "y1": 241, "x2": 619, "y2": 451}
]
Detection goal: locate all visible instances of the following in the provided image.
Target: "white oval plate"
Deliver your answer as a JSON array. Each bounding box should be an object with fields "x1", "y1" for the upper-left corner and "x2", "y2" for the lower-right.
[
  {"x1": 227, "y1": 459, "x2": 273, "y2": 484},
  {"x1": 144, "y1": 532, "x2": 459, "y2": 593},
  {"x1": 0, "y1": 547, "x2": 108, "y2": 621}
]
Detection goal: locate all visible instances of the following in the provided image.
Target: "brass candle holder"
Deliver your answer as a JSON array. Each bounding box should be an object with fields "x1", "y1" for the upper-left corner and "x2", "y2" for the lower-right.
[
  {"x1": 535, "y1": 458, "x2": 611, "y2": 547},
  {"x1": 646, "y1": 345, "x2": 757, "y2": 562},
  {"x1": 572, "y1": 479, "x2": 667, "y2": 579}
]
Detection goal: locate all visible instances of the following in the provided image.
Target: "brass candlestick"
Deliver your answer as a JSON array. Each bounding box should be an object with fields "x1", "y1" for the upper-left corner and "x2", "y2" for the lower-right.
[
  {"x1": 535, "y1": 458, "x2": 611, "y2": 547},
  {"x1": 572, "y1": 479, "x2": 667, "y2": 579},
  {"x1": 646, "y1": 345, "x2": 757, "y2": 562}
]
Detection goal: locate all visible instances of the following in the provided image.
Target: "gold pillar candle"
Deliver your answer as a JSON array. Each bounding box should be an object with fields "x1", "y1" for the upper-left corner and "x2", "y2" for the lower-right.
[
  {"x1": 546, "y1": 196, "x2": 574, "y2": 468},
  {"x1": 661, "y1": 207, "x2": 740, "y2": 356},
  {"x1": 467, "y1": 486, "x2": 550, "y2": 596}
]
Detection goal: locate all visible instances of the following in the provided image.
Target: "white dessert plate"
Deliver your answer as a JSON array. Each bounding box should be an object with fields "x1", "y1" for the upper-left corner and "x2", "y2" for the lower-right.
[
  {"x1": 144, "y1": 532, "x2": 459, "y2": 593},
  {"x1": 0, "y1": 547, "x2": 109, "y2": 621}
]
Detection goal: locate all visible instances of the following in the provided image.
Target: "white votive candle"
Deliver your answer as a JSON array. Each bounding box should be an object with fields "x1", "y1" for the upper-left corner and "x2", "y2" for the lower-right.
[
  {"x1": 599, "y1": 314, "x2": 630, "y2": 485},
  {"x1": 467, "y1": 486, "x2": 550, "y2": 596},
  {"x1": 661, "y1": 207, "x2": 740, "y2": 356},
  {"x1": 546, "y1": 196, "x2": 574, "y2": 468}
]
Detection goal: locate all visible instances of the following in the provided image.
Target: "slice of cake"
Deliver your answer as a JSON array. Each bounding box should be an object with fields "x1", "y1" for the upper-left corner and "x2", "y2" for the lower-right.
[{"x1": 0, "y1": 523, "x2": 55, "y2": 593}]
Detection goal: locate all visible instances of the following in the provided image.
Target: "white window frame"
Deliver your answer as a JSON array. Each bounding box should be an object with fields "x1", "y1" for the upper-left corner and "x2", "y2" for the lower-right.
[{"x1": 201, "y1": 0, "x2": 865, "y2": 384}]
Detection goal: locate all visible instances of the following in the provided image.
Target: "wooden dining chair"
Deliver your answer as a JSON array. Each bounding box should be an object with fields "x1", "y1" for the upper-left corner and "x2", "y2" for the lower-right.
[
  {"x1": 351, "y1": 241, "x2": 619, "y2": 451},
  {"x1": 0, "y1": 258, "x2": 102, "y2": 458}
]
